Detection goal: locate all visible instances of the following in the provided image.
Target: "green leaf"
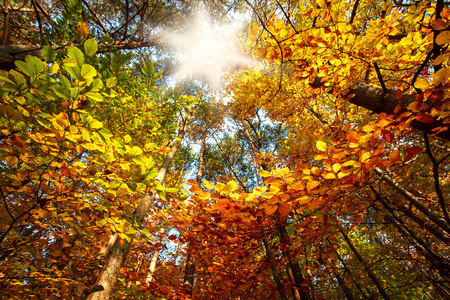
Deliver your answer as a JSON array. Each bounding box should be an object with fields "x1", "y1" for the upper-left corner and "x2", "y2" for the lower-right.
[
  {"x1": 67, "y1": 46, "x2": 85, "y2": 66},
  {"x1": 91, "y1": 78, "x2": 103, "y2": 91},
  {"x1": 80, "y1": 64, "x2": 97, "y2": 79},
  {"x1": 158, "y1": 191, "x2": 167, "y2": 201},
  {"x1": 41, "y1": 46, "x2": 57, "y2": 62},
  {"x1": 64, "y1": 65, "x2": 81, "y2": 79},
  {"x1": 15, "y1": 56, "x2": 45, "y2": 78},
  {"x1": 106, "y1": 77, "x2": 117, "y2": 88},
  {"x1": 126, "y1": 182, "x2": 136, "y2": 193},
  {"x1": 84, "y1": 38, "x2": 98, "y2": 56},
  {"x1": 166, "y1": 188, "x2": 179, "y2": 193},
  {"x1": 98, "y1": 128, "x2": 113, "y2": 142},
  {"x1": 144, "y1": 169, "x2": 158, "y2": 181},
  {"x1": 130, "y1": 146, "x2": 143, "y2": 156},
  {"x1": 84, "y1": 91, "x2": 103, "y2": 102}
]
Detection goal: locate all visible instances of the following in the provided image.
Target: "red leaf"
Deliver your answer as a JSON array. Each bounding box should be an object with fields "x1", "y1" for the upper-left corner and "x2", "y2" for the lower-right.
[
  {"x1": 416, "y1": 113, "x2": 435, "y2": 123},
  {"x1": 396, "y1": 89, "x2": 403, "y2": 100},
  {"x1": 381, "y1": 130, "x2": 394, "y2": 142},
  {"x1": 405, "y1": 146, "x2": 423, "y2": 162}
]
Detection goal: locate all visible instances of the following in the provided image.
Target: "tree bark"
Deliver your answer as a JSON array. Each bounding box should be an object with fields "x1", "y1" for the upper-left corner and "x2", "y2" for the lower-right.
[
  {"x1": 182, "y1": 132, "x2": 207, "y2": 296},
  {"x1": 85, "y1": 115, "x2": 190, "y2": 300},
  {"x1": 146, "y1": 227, "x2": 165, "y2": 283},
  {"x1": 262, "y1": 237, "x2": 289, "y2": 300},
  {"x1": 374, "y1": 167, "x2": 450, "y2": 235},
  {"x1": 0, "y1": 39, "x2": 162, "y2": 70},
  {"x1": 278, "y1": 226, "x2": 310, "y2": 300},
  {"x1": 311, "y1": 79, "x2": 450, "y2": 141}
]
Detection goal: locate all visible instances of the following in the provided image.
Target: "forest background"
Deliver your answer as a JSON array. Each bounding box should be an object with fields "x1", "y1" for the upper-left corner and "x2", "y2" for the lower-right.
[{"x1": 1, "y1": 0, "x2": 450, "y2": 299}]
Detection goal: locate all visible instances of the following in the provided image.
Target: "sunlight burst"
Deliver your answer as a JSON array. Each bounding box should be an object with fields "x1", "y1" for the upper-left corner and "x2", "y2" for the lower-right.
[{"x1": 166, "y1": 12, "x2": 251, "y2": 89}]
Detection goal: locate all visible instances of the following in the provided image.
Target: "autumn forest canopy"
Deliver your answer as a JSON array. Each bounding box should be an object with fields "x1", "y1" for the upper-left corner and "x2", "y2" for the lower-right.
[{"x1": 1, "y1": 0, "x2": 450, "y2": 299}]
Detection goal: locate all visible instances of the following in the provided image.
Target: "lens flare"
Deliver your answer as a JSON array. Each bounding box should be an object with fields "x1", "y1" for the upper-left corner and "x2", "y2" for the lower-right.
[{"x1": 166, "y1": 12, "x2": 252, "y2": 89}]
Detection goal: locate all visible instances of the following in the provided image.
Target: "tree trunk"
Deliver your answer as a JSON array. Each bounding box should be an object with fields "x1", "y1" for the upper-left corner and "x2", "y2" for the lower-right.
[
  {"x1": 372, "y1": 188, "x2": 450, "y2": 279},
  {"x1": 0, "y1": 39, "x2": 162, "y2": 70},
  {"x1": 278, "y1": 226, "x2": 310, "y2": 300},
  {"x1": 374, "y1": 167, "x2": 450, "y2": 235},
  {"x1": 311, "y1": 79, "x2": 450, "y2": 141},
  {"x1": 85, "y1": 115, "x2": 190, "y2": 300},
  {"x1": 339, "y1": 228, "x2": 392, "y2": 300},
  {"x1": 146, "y1": 227, "x2": 165, "y2": 283},
  {"x1": 262, "y1": 237, "x2": 288, "y2": 300},
  {"x1": 182, "y1": 132, "x2": 206, "y2": 296}
]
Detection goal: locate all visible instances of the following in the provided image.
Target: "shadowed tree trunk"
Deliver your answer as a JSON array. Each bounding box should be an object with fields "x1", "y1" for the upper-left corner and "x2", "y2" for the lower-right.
[
  {"x1": 183, "y1": 132, "x2": 207, "y2": 296},
  {"x1": 339, "y1": 227, "x2": 392, "y2": 300}
]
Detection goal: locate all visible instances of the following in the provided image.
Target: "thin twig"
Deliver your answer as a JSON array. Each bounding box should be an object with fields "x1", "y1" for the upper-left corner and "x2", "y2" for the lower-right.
[{"x1": 422, "y1": 132, "x2": 450, "y2": 226}]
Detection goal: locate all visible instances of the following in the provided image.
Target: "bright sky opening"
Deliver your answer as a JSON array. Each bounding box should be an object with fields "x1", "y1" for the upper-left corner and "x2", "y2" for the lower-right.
[{"x1": 166, "y1": 11, "x2": 252, "y2": 89}]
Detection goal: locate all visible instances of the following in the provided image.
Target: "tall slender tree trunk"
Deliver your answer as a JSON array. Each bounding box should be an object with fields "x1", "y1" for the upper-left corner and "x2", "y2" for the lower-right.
[
  {"x1": 183, "y1": 131, "x2": 206, "y2": 295},
  {"x1": 374, "y1": 167, "x2": 450, "y2": 234},
  {"x1": 330, "y1": 242, "x2": 368, "y2": 299},
  {"x1": 85, "y1": 116, "x2": 190, "y2": 300},
  {"x1": 339, "y1": 228, "x2": 392, "y2": 300},
  {"x1": 262, "y1": 237, "x2": 288, "y2": 300},
  {"x1": 279, "y1": 226, "x2": 310, "y2": 300},
  {"x1": 146, "y1": 227, "x2": 165, "y2": 283},
  {"x1": 241, "y1": 120, "x2": 310, "y2": 300}
]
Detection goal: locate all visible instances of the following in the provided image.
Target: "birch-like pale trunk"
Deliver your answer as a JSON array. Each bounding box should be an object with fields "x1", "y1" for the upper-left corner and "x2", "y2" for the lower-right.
[
  {"x1": 182, "y1": 131, "x2": 206, "y2": 295},
  {"x1": 85, "y1": 115, "x2": 190, "y2": 300}
]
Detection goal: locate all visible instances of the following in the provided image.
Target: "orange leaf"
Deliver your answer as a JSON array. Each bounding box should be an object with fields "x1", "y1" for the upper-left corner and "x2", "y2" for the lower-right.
[
  {"x1": 265, "y1": 204, "x2": 278, "y2": 215},
  {"x1": 278, "y1": 202, "x2": 291, "y2": 217},
  {"x1": 306, "y1": 181, "x2": 320, "y2": 190},
  {"x1": 77, "y1": 21, "x2": 89, "y2": 37}
]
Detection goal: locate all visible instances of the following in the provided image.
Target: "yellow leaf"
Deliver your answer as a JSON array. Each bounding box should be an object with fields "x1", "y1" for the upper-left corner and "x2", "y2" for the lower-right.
[
  {"x1": 332, "y1": 163, "x2": 341, "y2": 173},
  {"x1": 253, "y1": 186, "x2": 267, "y2": 196},
  {"x1": 349, "y1": 142, "x2": 359, "y2": 148},
  {"x1": 295, "y1": 195, "x2": 310, "y2": 204},
  {"x1": 260, "y1": 170, "x2": 272, "y2": 177},
  {"x1": 323, "y1": 173, "x2": 336, "y2": 179},
  {"x1": 227, "y1": 180, "x2": 238, "y2": 192},
  {"x1": 338, "y1": 171, "x2": 350, "y2": 179},
  {"x1": 433, "y1": 68, "x2": 449, "y2": 86},
  {"x1": 362, "y1": 124, "x2": 375, "y2": 132},
  {"x1": 198, "y1": 191, "x2": 211, "y2": 200},
  {"x1": 361, "y1": 151, "x2": 371, "y2": 163},
  {"x1": 77, "y1": 21, "x2": 89, "y2": 37},
  {"x1": 414, "y1": 78, "x2": 429, "y2": 90},
  {"x1": 215, "y1": 182, "x2": 225, "y2": 193},
  {"x1": 314, "y1": 154, "x2": 328, "y2": 160},
  {"x1": 316, "y1": 140, "x2": 327, "y2": 152},
  {"x1": 289, "y1": 181, "x2": 304, "y2": 190},
  {"x1": 203, "y1": 180, "x2": 214, "y2": 190},
  {"x1": 310, "y1": 167, "x2": 320, "y2": 175},
  {"x1": 436, "y1": 31, "x2": 450, "y2": 45},
  {"x1": 306, "y1": 181, "x2": 320, "y2": 190},
  {"x1": 274, "y1": 167, "x2": 290, "y2": 177}
]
